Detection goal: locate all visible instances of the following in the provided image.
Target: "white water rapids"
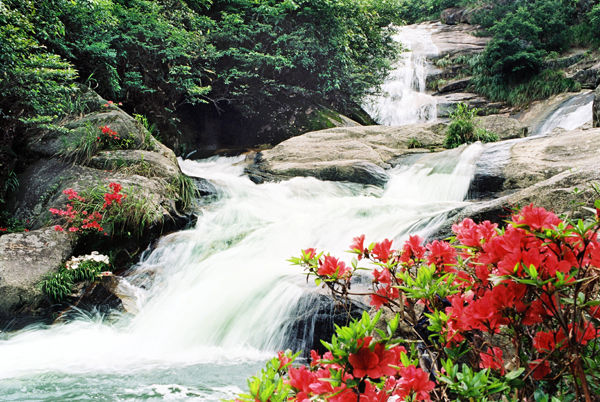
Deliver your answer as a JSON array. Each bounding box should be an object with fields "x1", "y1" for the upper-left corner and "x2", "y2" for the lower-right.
[
  {"x1": 0, "y1": 144, "x2": 483, "y2": 400},
  {"x1": 1, "y1": 21, "x2": 594, "y2": 400}
]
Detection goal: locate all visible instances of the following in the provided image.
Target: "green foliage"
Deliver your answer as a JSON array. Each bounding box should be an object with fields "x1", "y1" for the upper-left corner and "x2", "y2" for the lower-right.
[
  {"x1": 58, "y1": 123, "x2": 100, "y2": 163},
  {"x1": 439, "y1": 361, "x2": 515, "y2": 400},
  {"x1": 444, "y1": 103, "x2": 498, "y2": 148},
  {"x1": 394, "y1": 0, "x2": 476, "y2": 23},
  {"x1": 407, "y1": 137, "x2": 423, "y2": 149},
  {"x1": 40, "y1": 270, "x2": 74, "y2": 303},
  {"x1": 237, "y1": 351, "x2": 298, "y2": 402},
  {"x1": 472, "y1": 67, "x2": 581, "y2": 106},
  {"x1": 1, "y1": 0, "x2": 405, "y2": 150},
  {"x1": 78, "y1": 184, "x2": 159, "y2": 238},
  {"x1": 170, "y1": 173, "x2": 199, "y2": 212},
  {"x1": 40, "y1": 258, "x2": 110, "y2": 303}
]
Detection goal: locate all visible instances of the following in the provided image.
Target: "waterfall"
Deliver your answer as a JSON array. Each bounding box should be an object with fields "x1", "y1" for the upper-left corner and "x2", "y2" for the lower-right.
[
  {"x1": 363, "y1": 24, "x2": 439, "y2": 126},
  {"x1": 0, "y1": 144, "x2": 482, "y2": 399}
]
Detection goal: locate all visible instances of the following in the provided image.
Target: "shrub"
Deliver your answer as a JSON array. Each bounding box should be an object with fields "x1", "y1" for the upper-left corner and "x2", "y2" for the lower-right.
[
  {"x1": 240, "y1": 197, "x2": 600, "y2": 400},
  {"x1": 444, "y1": 103, "x2": 498, "y2": 148}
]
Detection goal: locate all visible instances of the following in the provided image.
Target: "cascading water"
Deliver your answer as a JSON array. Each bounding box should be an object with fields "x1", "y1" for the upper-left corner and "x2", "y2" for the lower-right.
[
  {"x1": 0, "y1": 144, "x2": 483, "y2": 400},
  {"x1": 363, "y1": 25, "x2": 439, "y2": 126},
  {"x1": 532, "y1": 91, "x2": 595, "y2": 136}
]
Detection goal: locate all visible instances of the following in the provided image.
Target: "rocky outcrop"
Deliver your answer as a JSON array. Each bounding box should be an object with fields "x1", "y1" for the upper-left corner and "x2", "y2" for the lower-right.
[
  {"x1": 436, "y1": 93, "x2": 504, "y2": 117},
  {"x1": 474, "y1": 115, "x2": 528, "y2": 140},
  {"x1": 282, "y1": 292, "x2": 366, "y2": 356},
  {"x1": 467, "y1": 127, "x2": 599, "y2": 201},
  {"x1": 1, "y1": 90, "x2": 197, "y2": 327},
  {"x1": 430, "y1": 23, "x2": 489, "y2": 58},
  {"x1": 440, "y1": 6, "x2": 492, "y2": 26},
  {"x1": 0, "y1": 228, "x2": 74, "y2": 327},
  {"x1": 568, "y1": 58, "x2": 600, "y2": 89},
  {"x1": 435, "y1": 77, "x2": 472, "y2": 94},
  {"x1": 246, "y1": 117, "x2": 527, "y2": 186}
]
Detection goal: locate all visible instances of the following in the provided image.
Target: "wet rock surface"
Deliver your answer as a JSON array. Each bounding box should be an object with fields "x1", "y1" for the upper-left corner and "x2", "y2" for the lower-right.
[
  {"x1": 0, "y1": 228, "x2": 74, "y2": 327},
  {"x1": 246, "y1": 117, "x2": 527, "y2": 186}
]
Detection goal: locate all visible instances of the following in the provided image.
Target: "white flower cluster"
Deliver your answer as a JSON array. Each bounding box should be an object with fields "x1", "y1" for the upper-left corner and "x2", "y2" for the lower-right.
[{"x1": 65, "y1": 251, "x2": 110, "y2": 270}]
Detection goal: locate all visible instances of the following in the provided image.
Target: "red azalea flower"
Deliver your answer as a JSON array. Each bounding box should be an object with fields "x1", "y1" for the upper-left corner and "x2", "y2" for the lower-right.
[
  {"x1": 318, "y1": 255, "x2": 349, "y2": 277},
  {"x1": 303, "y1": 248, "x2": 316, "y2": 260},
  {"x1": 372, "y1": 268, "x2": 391, "y2": 284},
  {"x1": 350, "y1": 234, "x2": 366, "y2": 259},
  {"x1": 426, "y1": 240, "x2": 457, "y2": 271},
  {"x1": 394, "y1": 365, "x2": 435, "y2": 401},
  {"x1": 372, "y1": 239, "x2": 393, "y2": 263},
  {"x1": 479, "y1": 347, "x2": 505, "y2": 375},
  {"x1": 529, "y1": 359, "x2": 551, "y2": 380},
  {"x1": 277, "y1": 351, "x2": 292, "y2": 369},
  {"x1": 513, "y1": 204, "x2": 561, "y2": 231},
  {"x1": 370, "y1": 285, "x2": 399, "y2": 309}
]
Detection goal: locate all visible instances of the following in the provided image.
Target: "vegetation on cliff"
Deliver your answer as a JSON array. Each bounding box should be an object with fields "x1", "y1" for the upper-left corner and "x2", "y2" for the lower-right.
[{"x1": 399, "y1": 0, "x2": 599, "y2": 106}]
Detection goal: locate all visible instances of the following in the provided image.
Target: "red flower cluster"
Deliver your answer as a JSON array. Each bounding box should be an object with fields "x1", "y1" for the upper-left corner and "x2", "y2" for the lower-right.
[
  {"x1": 98, "y1": 125, "x2": 121, "y2": 142},
  {"x1": 292, "y1": 201, "x2": 600, "y2": 398},
  {"x1": 103, "y1": 182, "x2": 126, "y2": 208},
  {"x1": 285, "y1": 345, "x2": 434, "y2": 401},
  {"x1": 50, "y1": 184, "x2": 127, "y2": 235},
  {"x1": 102, "y1": 100, "x2": 123, "y2": 108}
]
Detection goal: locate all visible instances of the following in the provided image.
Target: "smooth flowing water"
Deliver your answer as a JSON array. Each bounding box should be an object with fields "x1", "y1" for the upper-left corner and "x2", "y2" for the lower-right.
[
  {"x1": 532, "y1": 91, "x2": 595, "y2": 136},
  {"x1": 0, "y1": 144, "x2": 483, "y2": 400},
  {"x1": 363, "y1": 25, "x2": 439, "y2": 126}
]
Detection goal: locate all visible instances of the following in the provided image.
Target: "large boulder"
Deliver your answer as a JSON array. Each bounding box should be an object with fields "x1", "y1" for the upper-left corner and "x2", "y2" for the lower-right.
[
  {"x1": 246, "y1": 117, "x2": 527, "y2": 186},
  {"x1": 436, "y1": 77, "x2": 472, "y2": 94},
  {"x1": 0, "y1": 228, "x2": 74, "y2": 327},
  {"x1": 569, "y1": 60, "x2": 600, "y2": 89},
  {"x1": 246, "y1": 123, "x2": 447, "y2": 186},
  {"x1": 503, "y1": 127, "x2": 599, "y2": 191},
  {"x1": 440, "y1": 167, "x2": 600, "y2": 239},
  {"x1": 474, "y1": 115, "x2": 528, "y2": 140},
  {"x1": 467, "y1": 127, "x2": 600, "y2": 201},
  {"x1": 1, "y1": 92, "x2": 196, "y2": 328}
]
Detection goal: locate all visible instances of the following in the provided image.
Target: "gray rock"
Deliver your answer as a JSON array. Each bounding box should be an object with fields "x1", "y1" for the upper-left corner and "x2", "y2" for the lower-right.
[
  {"x1": 440, "y1": 167, "x2": 600, "y2": 239},
  {"x1": 430, "y1": 23, "x2": 490, "y2": 58},
  {"x1": 246, "y1": 117, "x2": 526, "y2": 186},
  {"x1": 0, "y1": 228, "x2": 74, "y2": 325},
  {"x1": 594, "y1": 85, "x2": 600, "y2": 128},
  {"x1": 503, "y1": 128, "x2": 600, "y2": 191},
  {"x1": 570, "y1": 61, "x2": 600, "y2": 89},
  {"x1": 467, "y1": 127, "x2": 600, "y2": 201},
  {"x1": 440, "y1": 8, "x2": 467, "y2": 25},
  {"x1": 436, "y1": 77, "x2": 472, "y2": 94},
  {"x1": 473, "y1": 115, "x2": 528, "y2": 140},
  {"x1": 26, "y1": 108, "x2": 150, "y2": 159},
  {"x1": 435, "y1": 92, "x2": 499, "y2": 117}
]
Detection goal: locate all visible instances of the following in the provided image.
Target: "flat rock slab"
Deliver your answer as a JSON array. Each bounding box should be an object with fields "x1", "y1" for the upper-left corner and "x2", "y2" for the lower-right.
[
  {"x1": 246, "y1": 117, "x2": 527, "y2": 186},
  {"x1": 429, "y1": 22, "x2": 489, "y2": 57}
]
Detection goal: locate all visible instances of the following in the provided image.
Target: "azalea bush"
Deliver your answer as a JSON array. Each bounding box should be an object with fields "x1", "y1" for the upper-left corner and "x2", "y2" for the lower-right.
[{"x1": 239, "y1": 200, "x2": 600, "y2": 401}]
